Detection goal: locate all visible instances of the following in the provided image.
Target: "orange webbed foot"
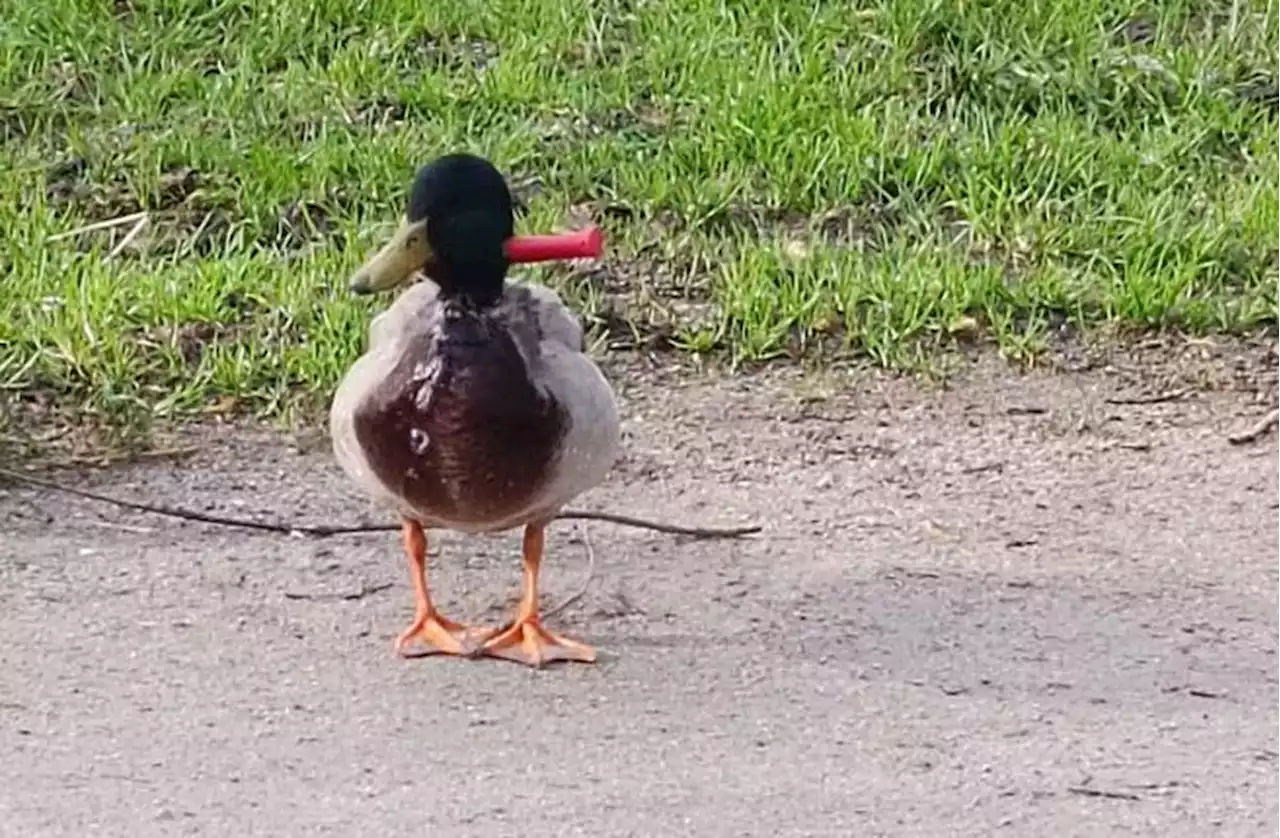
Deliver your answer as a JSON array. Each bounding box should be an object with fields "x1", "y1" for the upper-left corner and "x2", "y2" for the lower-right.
[
  {"x1": 393, "y1": 520, "x2": 490, "y2": 658},
  {"x1": 394, "y1": 610, "x2": 491, "y2": 658},
  {"x1": 477, "y1": 523, "x2": 598, "y2": 668},
  {"x1": 479, "y1": 617, "x2": 597, "y2": 667}
]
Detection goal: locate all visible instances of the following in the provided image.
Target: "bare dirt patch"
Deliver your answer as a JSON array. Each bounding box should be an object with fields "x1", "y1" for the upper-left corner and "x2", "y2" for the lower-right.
[
  {"x1": 41, "y1": 158, "x2": 356, "y2": 259},
  {"x1": 1, "y1": 351, "x2": 1276, "y2": 836},
  {"x1": 401, "y1": 31, "x2": 500, "y2": 73}
]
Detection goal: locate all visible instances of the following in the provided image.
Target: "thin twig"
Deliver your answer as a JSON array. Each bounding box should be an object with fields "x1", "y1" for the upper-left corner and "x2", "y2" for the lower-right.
[
  {"x1": 554, "y1": 509, "x2": 761, "y2": 538},
  {"x1": 47, "y1": 211, "x2": 148, "y2": 242},
  {"x1": 1066, "y1": 786, "x2": 1141, "y2": 802},
  {"x1": 176, "y1": 211, "x2": 216, "y2": 261},
  {"x1": 106, "y1": 213, "x2": 149, "y2": 259},
  {"x1": 283, "y1": 582, "x2": 394, "y2": 601},
  {"x1": 1226, "y1": 407, "x2": 1279, "y2": 445},
  {"x1": 1104, "y1": 388, "x2": 1188, "y2": 406},
  {"x1": 545, "y1": 525, "x2": 595, "y2": 620},
  {"x1": 0, "y1": 466, "x2": 762, "y2": 540},
  {"x1": 1110, "y1": 440, "x2": 1153, "y2": 452}
]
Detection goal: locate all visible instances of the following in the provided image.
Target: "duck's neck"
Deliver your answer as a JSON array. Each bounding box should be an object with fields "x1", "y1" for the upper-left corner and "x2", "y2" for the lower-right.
[{"x1": 430, "y1": 261, "x2": 506, "y2": 309}]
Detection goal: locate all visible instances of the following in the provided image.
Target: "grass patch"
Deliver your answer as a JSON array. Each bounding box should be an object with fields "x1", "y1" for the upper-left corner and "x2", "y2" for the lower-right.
[{"x1": 1, "y1": 0, "x2": 1276, "y2": 427}]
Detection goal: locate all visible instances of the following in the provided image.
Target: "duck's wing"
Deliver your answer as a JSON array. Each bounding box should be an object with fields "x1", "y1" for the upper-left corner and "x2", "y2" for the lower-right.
[{"x1": 510, "y1": 281, "x2": 585, "y2": 353}]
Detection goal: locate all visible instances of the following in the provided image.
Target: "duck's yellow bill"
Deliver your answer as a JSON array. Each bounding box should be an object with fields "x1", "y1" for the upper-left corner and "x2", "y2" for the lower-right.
[{"x1": 349, "y1": 219, "x2": 431, "y2": 294}]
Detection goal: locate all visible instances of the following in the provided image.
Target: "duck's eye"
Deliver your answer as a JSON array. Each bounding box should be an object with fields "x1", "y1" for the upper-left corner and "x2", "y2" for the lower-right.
[{"x1": 403, "y1": 234, "x2": 419, "y2": 250}]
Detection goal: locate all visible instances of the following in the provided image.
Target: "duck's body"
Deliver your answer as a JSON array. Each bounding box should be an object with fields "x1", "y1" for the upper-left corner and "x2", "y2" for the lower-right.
[
  {"x1": 329, "y1": 152, "x2": 618, "y2": 667},
  {"x1": 330, "y1": 278, "x2": 619, "y2": 535}
]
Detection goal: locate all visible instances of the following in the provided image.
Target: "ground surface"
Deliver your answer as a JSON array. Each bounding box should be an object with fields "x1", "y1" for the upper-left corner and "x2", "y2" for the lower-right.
[
  {"x1": 2, "y1": 346, "x2": 1276, "y2": 837},
  {"x1": 3, "y1": 2, "x2": 1278, "y2": 835}
]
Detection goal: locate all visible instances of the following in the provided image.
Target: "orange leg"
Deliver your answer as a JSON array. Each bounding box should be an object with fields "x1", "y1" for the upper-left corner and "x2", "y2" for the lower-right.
[
  {"x1": 394, "y1": 520, "x2": 486, "y2": 657},
  {"x1": 480, "y1": 524, "x2": 597, "y2": 667}
]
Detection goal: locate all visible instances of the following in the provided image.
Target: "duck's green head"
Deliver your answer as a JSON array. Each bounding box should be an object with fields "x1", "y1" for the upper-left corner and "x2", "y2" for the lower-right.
[{"x1": 349, "y1": 152, "x2": 514, "y2": 306}]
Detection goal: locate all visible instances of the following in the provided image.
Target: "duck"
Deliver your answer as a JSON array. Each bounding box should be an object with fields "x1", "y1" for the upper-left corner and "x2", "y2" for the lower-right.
[{"x1": 329, "y1": 152, "x2": 620, "y2": 667}]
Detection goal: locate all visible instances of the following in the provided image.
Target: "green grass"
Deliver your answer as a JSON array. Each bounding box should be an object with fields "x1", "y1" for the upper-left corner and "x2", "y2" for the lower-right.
[{"x1": 1, "y1": 0, "x2": 1277, "y2": 426}]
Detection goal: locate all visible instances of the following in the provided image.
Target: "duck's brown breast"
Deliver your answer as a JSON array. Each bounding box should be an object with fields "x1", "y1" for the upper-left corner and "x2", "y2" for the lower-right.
[{"x1": 352, "y1": 310, "x2": 567, "y2": 526}]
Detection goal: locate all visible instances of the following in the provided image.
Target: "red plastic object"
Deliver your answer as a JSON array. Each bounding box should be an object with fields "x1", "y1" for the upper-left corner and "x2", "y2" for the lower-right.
[{"x1": 505, "y1": 226, "x2": 604, "y2": 263}]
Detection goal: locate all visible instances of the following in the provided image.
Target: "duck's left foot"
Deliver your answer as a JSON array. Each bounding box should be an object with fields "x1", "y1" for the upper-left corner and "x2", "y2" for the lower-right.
[
  {"x1": 480, "y1": 523, "x2": 598, "y2": 667},
  {"x1": 480, "y1": 616, "x2": 597, "y2": 667}
]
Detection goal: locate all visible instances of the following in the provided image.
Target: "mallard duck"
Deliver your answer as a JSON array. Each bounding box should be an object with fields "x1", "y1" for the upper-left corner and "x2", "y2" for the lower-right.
[{"x1": 329, "y1": 153, "x2": 620, "y2": 667}]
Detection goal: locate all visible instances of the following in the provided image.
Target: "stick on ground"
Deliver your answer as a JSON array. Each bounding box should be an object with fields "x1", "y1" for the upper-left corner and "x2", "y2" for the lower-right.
[
  {"x1": 106, "y1": 214, "x2": 150, "y2": 259},
  {"x1": 1226, "y1": 407, "x2": 1279, "y2": 445},
  {"x1": 0, "y1": 466, "x2": 762, "y2": 540},
  {"x1": 46, "y1": 211, "x2": 149, "y2": 242}
]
